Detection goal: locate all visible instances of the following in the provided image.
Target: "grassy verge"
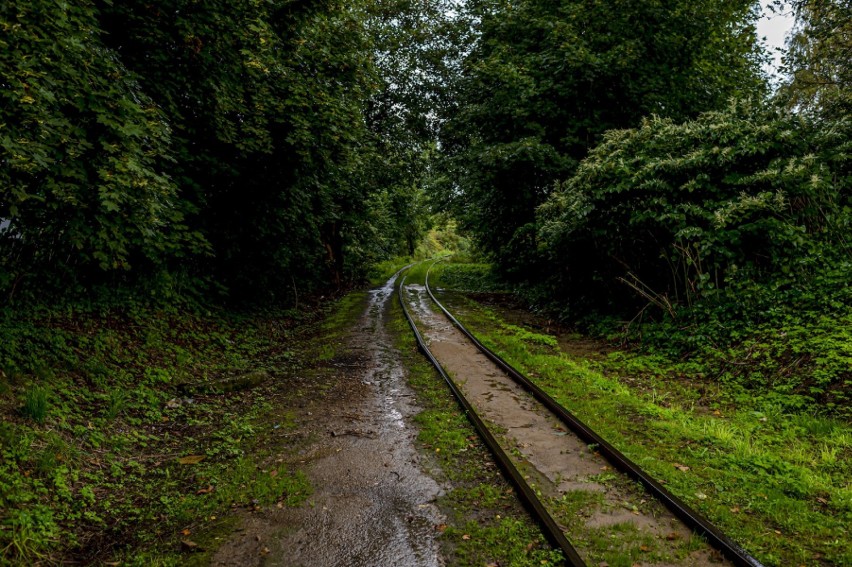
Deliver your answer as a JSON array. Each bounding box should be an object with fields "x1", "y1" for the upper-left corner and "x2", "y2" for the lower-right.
[
  {"x1": 0, "y1": 297, "x2": 366, "y2": 565},
  {"x1": 390, "y1": 269, "x2": 563, "y2": 566},
  {"x1": 429, "y1": 283, "x2": 851, "y2": 567}
]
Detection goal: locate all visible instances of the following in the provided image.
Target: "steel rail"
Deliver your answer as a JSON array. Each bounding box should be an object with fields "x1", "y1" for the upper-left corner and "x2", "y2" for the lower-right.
[
  {"x1": 423, "y1": 264, "x2": 765, "y2": 567},
  {"x1": 397, "y1": 270, "x2": 587, "y2": 567}
]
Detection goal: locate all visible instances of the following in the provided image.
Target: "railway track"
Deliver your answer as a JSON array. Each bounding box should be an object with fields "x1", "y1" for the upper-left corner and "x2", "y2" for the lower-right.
[{"x1": 397, "y1": 262, "x2": 765, "y2": 567}]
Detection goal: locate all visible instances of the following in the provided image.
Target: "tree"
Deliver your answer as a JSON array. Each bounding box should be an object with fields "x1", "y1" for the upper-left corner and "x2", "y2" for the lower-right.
[
  {"x1": 358, "y1": 0, "x2": 467, "y2": 260},
  {"x1": 438, "y1": 0, "x2": 767, "y2": 278},
  {"x1": 97, "y1": 0, "x2": 382, "y2": 298},
  {"x1": 0, "y1": 0, "x2": 190, "y2": 296},
  {"x1": 781, "y1": 0, "x2": 852, "y2": 118}
]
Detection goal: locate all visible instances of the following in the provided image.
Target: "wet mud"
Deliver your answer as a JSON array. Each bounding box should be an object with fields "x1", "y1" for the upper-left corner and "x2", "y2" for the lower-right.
[
  {"x1": 213, "y1": 276, "x2": 445, "y2": 566},
  {"x1": 403, "y1": 284, "x2": 730, "y2": 567}
]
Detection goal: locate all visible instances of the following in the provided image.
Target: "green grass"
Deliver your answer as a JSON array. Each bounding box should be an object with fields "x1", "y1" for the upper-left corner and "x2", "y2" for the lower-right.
[
  {"x1": 434, "y1": 291, "x2": 852, "y2": 567},
  {"x1": 367, "y1": 257, "x2": 415, "y2": 287},
  {"x1": 387, "y1": 288, "x2": 564, "y2": 566},
  {"x1": 21, "y1": 385, "x2": 49, "y2": 423},
  {"x1": 0, "y1": 301, "x2": 326, "y2": 564}
]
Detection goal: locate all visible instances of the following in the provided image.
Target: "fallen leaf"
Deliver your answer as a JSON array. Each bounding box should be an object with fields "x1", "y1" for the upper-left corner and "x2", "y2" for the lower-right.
[
  {"x1": 261, "y1": 547, "x2": 270, "y2": 555},
  {"x1": 639, "y1": 545, "x2": 651, "y2": 552},
  {"x1": 196, "y1": 485, "x2": 214, "y2": 495},
  {"x1": 178, "y1": 455, "x2": 205, "y2": 465},
  {"x1": 673, "y1": 463, "x2": 690, "y2": 472},
  {"x1": 774, "y1": 530, "x2": 782, "y2": 535},
  {"x1": 816, "y1": 497, "x2": 828, "y2": 505},
  {"x1": 666, "y1": 532, "x2": 679, "y2": 541},
  {"x1": 181, "y1": 540, "x2": 200, "y2": 552},
  {"x1": 598, "y1": 562, "x2": 609, "y2": 567},
  {"x1": 269, "y1": 470, "x2": 278, "y2": 478},
  {"x1": 695, "y1": 492, "x2": 708, "y2": 500},
  {"x1": 181, "y1": 529, "x2": 191, "y2": 536},
  {"x1": 461, "y1": 534, "x2": 471, "y2": 540},
  {"x1": 712, "y1": 410, "x2": 722, "y2": 416},
  {"x1": 730, "y1": 506, "x2": 741, "y2": 514},
  {"x1": 435, "y1": 523, "x2": 447, "y2": 532}
]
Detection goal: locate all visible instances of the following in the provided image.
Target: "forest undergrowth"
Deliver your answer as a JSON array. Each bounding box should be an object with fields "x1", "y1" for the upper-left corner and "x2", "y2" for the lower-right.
[{"x1": 0, "y1": 298, "x2": 331, "y2": 565}]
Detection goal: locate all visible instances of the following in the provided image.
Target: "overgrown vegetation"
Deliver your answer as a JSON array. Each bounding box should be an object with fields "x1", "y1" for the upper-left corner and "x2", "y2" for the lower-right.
[
  {"x1": 0, "y1": 0, "x2": 457, "y2": 303},
  {"x1": 534, "y1": 99, "x2": 851, "y2": 417},
  {"x1": 432, "y1": 0, "x2": 850, "y2": 423},
  {"x1": 0, "y1": 301, "x2": 323, "y2": 564},
  {"x1": 436, "y1": 0, "x2": 766, "y2": 277},
  {"x1": 2, "y1": 0, "x2": 850, "y2": 562},
  {"x1": 432, "y1": 287, "x2": 851, "y2": 566}
]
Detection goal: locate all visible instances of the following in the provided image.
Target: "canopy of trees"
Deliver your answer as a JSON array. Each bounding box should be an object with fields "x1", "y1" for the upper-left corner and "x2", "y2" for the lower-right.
[
  {"x1": 1, "y1": 0, "x2": 848, "y2": 318},
  {"x1": 781, "y1": 0, "x2": 851, "y2": 118},
  {"x1": 1, "y1": 0, "x2": 454, "y2": 303},
  {"x1": 436, "y1": 0, "x2": 768, "y2": 278}
]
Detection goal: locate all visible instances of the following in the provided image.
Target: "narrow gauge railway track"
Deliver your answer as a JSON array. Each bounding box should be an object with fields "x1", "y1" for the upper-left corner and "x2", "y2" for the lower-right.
[{"x1": 397, "y1": 262, "x2": 765, "y2": 567}]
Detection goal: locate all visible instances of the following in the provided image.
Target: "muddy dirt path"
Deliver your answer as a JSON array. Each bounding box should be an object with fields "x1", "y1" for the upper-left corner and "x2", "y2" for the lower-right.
[
  {"x1": 403, "y1": 284, "x2": 730, "y2": 567},
  {"x1": 213, "y1": 275, "x2": 445, "y2": 566}
]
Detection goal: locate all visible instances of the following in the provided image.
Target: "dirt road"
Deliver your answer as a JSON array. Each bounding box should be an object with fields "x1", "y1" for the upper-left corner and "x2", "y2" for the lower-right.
[{"x1": 213, "y1": 275, "x2": 445, "y2": 566}]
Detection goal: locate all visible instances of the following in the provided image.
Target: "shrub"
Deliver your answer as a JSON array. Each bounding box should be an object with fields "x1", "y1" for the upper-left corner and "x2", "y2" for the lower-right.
[{"x1": 538, "y1": 100, "x2": 851, "y2": 317}]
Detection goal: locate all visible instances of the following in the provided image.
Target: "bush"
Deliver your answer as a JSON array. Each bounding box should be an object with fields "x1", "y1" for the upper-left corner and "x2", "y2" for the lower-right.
[{"x1": 538, "y1": 100, "x2": 851, "y2": 317}]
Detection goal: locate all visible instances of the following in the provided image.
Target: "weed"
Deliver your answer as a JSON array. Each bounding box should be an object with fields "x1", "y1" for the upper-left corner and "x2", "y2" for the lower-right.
[
  {"x1": 0, "y1": 300, "x2": 322, "y2": 564},
  {"x1": 105, "y1": 389, "x2": 127, "y2": 420},
  {"x1": 21, "y1": 386, "x2": 49, "y2": 423}
]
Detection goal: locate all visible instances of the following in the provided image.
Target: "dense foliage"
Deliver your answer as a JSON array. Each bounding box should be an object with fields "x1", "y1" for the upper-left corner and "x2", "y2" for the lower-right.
[
  {"x1": 1, "y1": 0, "x2": 454, "y2": 303},
  {"x1": 538, "y1": 100, "x2": 851, "y2": 318},
  {"x1": 781, "y1": 0, "x2": 851, "y2": 118},
  {"x1": 437, "y1": 0, "x2": 767, "y2": 277},
  {"x1": 0, "y1": 1, "x2": 185, "y2": 292},
  {"x1": 1, "y1": 0, "x2": 851, "y2": 563}
]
